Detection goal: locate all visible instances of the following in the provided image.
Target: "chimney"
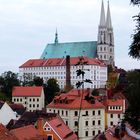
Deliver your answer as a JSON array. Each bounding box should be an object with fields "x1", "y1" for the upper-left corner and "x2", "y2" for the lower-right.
[{"x1": 65, "y1": 55, "x2": 72, "y2": 92}]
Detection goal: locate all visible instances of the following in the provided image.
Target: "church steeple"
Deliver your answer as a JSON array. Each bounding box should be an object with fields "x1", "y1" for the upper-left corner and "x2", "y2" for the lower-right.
[
  {"x1": 54, "y1": 29, "x2": 58, "y2": 44},
  {"x1": 99, "y1": 0, "x2": 106, "y2": 27},
  {"x1": 106, "y1": 1, "x2": 112, "y2": 28}
]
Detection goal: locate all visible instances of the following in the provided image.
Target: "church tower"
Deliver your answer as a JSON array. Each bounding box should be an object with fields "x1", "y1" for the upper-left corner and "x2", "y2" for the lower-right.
[{"x1": 97, "y1": 0, "x2": 114, "y2": 66}]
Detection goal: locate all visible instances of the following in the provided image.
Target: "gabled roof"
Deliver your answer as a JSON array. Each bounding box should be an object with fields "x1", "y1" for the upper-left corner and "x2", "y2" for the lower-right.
[
  {"x1": 40, "y1": 41, "x2": 97, "y2": 59},
  {"x1": 45, "y1": 117, "x2": 78, "y2": 140},
  {"x1": 10, "y1": 125, "x2": 43, "y2": 140},
  {"x1": 19, "y1": 56, "x2": 106, "y2": 68},
  {"x1": 0, "y1": 102, "x2": 18, "y2": 125},
  {"x1": 48, "y1": 89, "x2": 105, "y2": 109},
  {"x1": 12, "y1": 86, "x2": 43, "y2": 97},
  {"x1": 9, "y1": 111, "x2": 57, "y2": 129}
]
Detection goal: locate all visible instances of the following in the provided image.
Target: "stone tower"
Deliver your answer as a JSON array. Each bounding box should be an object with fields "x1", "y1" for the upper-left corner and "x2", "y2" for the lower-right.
[{"x1": 97, "y1": 0, "x2": 114, "y2": 66}]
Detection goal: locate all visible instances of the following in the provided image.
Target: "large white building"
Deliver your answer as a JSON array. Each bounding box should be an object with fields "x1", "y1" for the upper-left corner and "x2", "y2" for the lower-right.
[
  {"x1": 12, "y1": 86, "x2": 45, "y2": 112},
  {"x1": 19, "y1": 57, "x2": 107, "y2": 89},
  {"x1": 46, "y1": 89, "x2": 105, "y2": 140}
]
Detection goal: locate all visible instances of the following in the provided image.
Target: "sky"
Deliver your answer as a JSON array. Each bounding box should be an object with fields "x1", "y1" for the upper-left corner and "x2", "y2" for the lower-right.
[{"x1": 0, "y1": 0, "x2": 139, "y2": 74}]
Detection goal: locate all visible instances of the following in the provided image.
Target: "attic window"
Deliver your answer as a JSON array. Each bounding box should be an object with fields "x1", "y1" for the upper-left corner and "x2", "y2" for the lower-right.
[{"x1": 44, "y1": 127, "x2": 51, "y2": 131}]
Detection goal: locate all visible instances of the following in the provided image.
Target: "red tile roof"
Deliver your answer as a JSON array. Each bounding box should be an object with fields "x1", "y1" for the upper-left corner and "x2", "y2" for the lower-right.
[
  {"x1": 48, "y1": 89, "x2": 105, "y2": 109},
  {"x1": 106, "y1": 99, "x2": 124, "y2": 106},
  {"x1": 10, "y1": 125, "x2": 43, "y2": 140},
  {"x1": 12, "y1": 86, "x2": 43, "y2": 97},
  {"x1": 46, "y1": 117, "x2": 78, "y2": 140},
  {"x1": 19, "y1": 57, "x2": 106, "y2": 68},
  {"x1": 0, "y1": 124, "x2": 18, "y2": 140}
]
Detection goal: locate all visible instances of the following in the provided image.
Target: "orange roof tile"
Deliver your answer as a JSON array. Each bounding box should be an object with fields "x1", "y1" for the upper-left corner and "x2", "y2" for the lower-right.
[
  {"x1": 19, "y1": 57, "x2": 106, "y2": 68},
  {"x1": 12, "y1": 86, "x2": 43, "y2": 97},
  {"x1": 10, "y1": 125, "x2": 42, "y2": 140},
  {"x1": 0, "y1": 124, "x2": 18, "y2": 140},
  {"x1": 48, "y1": 89, "x2": 105, "y2": 109},
  {"x1": 46, "y1": 117, "x2": 78, "y2": 140}
]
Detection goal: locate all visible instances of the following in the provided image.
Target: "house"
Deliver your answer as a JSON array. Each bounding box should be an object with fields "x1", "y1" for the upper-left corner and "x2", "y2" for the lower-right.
[
  {"x1": 12, "y1": 86, "x2": 45, "y2": 112},
  {"x1": 47, "y1": 89, "x2": 105, "y2": 140},
  {"x1": 19, "y1": 57, "x2": 107, "y2": 89},
  {"x1": 0, "y1": 102, "x2": 19, "y2": 126},
  {"x1": 105, "y1": 99, "x2": 125, "y2": 128},
  {"x1": 8, "y1": 111, "x2": 78, "y2": 140}
]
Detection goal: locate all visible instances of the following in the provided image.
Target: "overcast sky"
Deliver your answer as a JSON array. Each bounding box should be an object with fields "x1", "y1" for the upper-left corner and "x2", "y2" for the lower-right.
[{"x1": 0, "y1": 0, "x2": 139, "y2": 74}]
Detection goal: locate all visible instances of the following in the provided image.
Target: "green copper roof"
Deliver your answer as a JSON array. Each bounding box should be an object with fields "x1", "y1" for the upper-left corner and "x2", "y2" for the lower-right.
[{"x1": 40, "y1": 41, "x2": 97, "y2": 59}]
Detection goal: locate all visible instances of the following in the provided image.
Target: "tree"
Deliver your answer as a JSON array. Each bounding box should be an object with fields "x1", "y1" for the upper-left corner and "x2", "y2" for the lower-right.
[
  {"x1": 0, "y1": 71, "x2": 20, "y2": 99},
  {"x1": 124, "y1": 70, "x2": 140, "y2": 132},
  {"x1": 45, "y1": 78, "x2": 60, "y2": 104},
  {"x1": 129, "y1": 0, "x2": 140, "y2": 59},
  {"x1": 33, "y1": 77, "x2": 43, "y2": 86}
]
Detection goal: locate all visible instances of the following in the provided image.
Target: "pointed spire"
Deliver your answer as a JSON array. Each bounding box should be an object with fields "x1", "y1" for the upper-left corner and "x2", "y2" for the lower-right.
[
  {"x1": 54, "y1": 28, "x2": 58, "y2": 44},
  {"x1": 99, "y1": 0, "x2": 106, "y2": 27},
  {"x1": 106, "y1": 1, "x2": 112, "y2": 28}
]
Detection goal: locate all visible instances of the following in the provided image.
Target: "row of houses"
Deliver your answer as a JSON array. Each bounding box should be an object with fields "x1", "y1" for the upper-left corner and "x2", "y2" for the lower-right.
[{"x1": 11, "y1": 86, "x2": 125, "y2": 140}]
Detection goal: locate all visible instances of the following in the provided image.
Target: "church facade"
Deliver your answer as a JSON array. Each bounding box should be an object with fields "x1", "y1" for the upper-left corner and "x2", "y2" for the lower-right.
[{"x1": 41, "y1": 1, "x2": 114, "y2": 66}]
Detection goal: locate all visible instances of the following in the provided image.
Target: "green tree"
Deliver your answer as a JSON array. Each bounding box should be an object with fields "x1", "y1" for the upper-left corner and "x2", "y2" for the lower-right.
[
  {"x1": 91, "y1": 89, "x2": 99, "y2": 96},
  {"x1": 124, "y1": 70, "x2": 140, "y2": 132},
  {"x1": 33, "y1": 77, "x2": 43, "y2": 86},
  {"x1": 0, "y1": 71, "x2": 20, "y2": 99},
  {"x1": 45, "y1": 78, "x2": 60, "y2": 104},
  {"x1": 129, "y1": 0, "x2": 140, "y2": 59}
]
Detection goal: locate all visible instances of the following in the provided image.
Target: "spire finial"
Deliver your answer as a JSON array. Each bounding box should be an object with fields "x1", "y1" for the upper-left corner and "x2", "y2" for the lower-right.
[
  {"x1": 106, "y1": 0, "x2": 112, "y2": 28},
  {"x1": 54, "y1": 28, "x2": 58, "y2": 44},
  {"x1": 99, "y1": 0, "x2": 105, "y2": 26}
]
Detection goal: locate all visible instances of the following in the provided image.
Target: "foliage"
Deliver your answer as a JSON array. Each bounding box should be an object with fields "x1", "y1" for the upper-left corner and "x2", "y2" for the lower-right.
[
  {"x1": 124, "y1": 70, "x2": 140, "y2": 132},
  {"x1": 33, "y1": 77, "x2": 43, "y2": 86},
  {"x1": 0, "y1": 71, "x2": 20, "y2": 99},
  {"x1": 44, "y1": 78, "x2": 60, "y2": 104},
  {"x1": 91, "y1": 89, "x2": 99, "y2": 96},
  {"x1": 75, "y1": 57, "x2": 92, "y2": 88},
  {"x1": 129, "y1": 0, "x2": 140, "y2": 59}
]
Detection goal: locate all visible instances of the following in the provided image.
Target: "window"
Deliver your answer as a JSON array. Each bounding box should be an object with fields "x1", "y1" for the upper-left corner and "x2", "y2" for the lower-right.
[
  {"x1": 29, "y1": 99, "x2": 31, "y2": 102},
  {"x1": 118, "y1": 114, "x2": 120, "y2": 118},
  {"x1": 37, "y1": 104, "x2": 39, "y2": 108},
  {"x1": 66, "y1": 121, "x2": 68, "y2": 125},
  {"x1": 66, "y1": 111, "x2": 68, "y2": 116},
  {"x1": 37, "y1": 98, "x2": 39, "y2": 102},
  {"x1": 92, "y1": 131, "x2": 95, "y2": 136},
  {"x1": 110, "y1": 114, "x2": 113, "y2": 118},
  {"x1": 62, "y1": 110, "x2": 64, "y2": 115},
  {"x1": 98, "y1": 130, "x2": 101, "y2": 134},
  {"x1": 110, "y1": 121, "x2": 113, "y2": 126},
  {"x1": 85, "y1": 121, "x2": 88, "y2": 126},
  {"x1": 74, "y1": 121, "x2": 78, "y2": 126},
  {"x1": 17, "y1": 98, "x2": 19, "y2": 102},
  {"x1": 92, "y1": 120, "x2": 95, "y2": 125},
  {"x1": 14, "y1": 98, "x2": 16, "y2": 102},
  {"x1": 20, "y1": 98, "x2": 22, "y2": 102},
  {"x1": 98, "y1": 120, "x2": 101, "y2": 125},
  {"x1": 92, "y1": 111, "x2": 95, "y2": 115},
  {"x1": 33, "y1": 104, "x2": 35, "y2": 108},
  {"x1": 98, "y1": 110, "x2": 101, "y2": 115},
  {"x1": 74, "y1": 111, "x2": 78, "y2": 116},
  {"x1": 58, "y1": 110, "x2": 59, "y2": 114},
  {"x1": 85, "y1": 131, "x2": 88, "y2": 137},
  {"x1": 33, "y1": 98, "x2": 35, "y2": 102},
  {"x1": 29, "y1": 104, "x2": 31, "y2": 107},
  {"x1": 85, "y1": 111, "x2": 88, "y2": 116}
]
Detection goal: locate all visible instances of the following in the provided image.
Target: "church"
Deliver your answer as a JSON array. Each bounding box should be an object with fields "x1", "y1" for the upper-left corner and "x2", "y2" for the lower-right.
[{"x1": 40, "y1": 0, "x2": 114, "y2": 66}]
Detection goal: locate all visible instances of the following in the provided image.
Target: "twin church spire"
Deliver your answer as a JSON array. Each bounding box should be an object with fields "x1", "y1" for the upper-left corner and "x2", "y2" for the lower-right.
[{"x1": 99, "y1": 0, "x2": 112, "y2": 28}]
